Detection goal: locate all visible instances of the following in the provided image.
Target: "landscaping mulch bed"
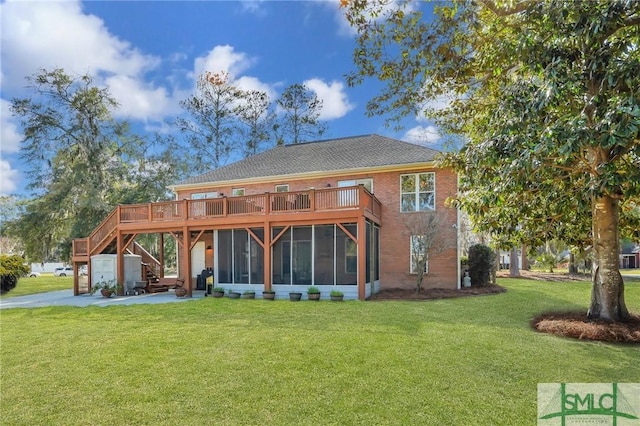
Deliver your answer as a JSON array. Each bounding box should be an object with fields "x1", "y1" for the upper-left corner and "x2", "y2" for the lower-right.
[
  {"x1": 532, "y1": 312, "x2": 640, "y2": 344},
  {"x1": 368, "y1": 285, "x2": 506, "y2": 301},
  {"x1": 496, "y1": 270, "x2": 589, "y2": 282}
]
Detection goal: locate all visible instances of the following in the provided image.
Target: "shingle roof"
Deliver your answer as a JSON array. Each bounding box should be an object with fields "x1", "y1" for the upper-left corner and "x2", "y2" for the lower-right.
[{"x1": 175, "y1": 134, "x2": 441, "y2": 187}]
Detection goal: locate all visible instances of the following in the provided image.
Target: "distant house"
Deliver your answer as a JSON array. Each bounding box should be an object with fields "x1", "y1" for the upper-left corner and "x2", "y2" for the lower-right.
[
  {"x1": 72, "y1": 135, "x2": 460, "y2": 299},
  {"x1": 620, "y1": 243, "x2": 640, "y2": 269}
]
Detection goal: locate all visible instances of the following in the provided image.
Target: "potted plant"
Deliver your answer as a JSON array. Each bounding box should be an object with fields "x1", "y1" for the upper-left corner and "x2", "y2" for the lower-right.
[
  {"x1": 175, "y1": 285, "x2": 187, "y2": 298},
  {"x1": 227, "y1": 289, "x2": 241, "y2": 299},
  {"x1": 307, "y1": 286, "x2": 321, "y2": 301},
  {"x1": 289, "y1": 291, "x2": 303, "y2": 301},
  {"x1": 212, "y1": 287, "x2": 225, "y2": 298},
  {"x1": 330, "y1": 290, "x2": 344, "y2": 301},
  {"x1": 262, "y1": 290, "x2": 276, "y2": 300},
  {"x1": 90, "y1": 280, "x2": 122, "y2": 298},
  {"x1": 241, "y1": 290, "x2": 256, "y2": 299}
]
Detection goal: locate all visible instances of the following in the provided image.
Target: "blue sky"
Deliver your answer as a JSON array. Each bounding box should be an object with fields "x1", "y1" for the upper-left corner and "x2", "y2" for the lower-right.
[{"x1": 0, "y1": 0, "x2": 441, "y2": 196}]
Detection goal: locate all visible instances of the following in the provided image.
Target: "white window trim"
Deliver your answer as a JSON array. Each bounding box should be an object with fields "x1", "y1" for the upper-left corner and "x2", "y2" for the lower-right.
[
  {"x1": 275, "y1": 184, "x2": 289, "y2": 193},
  {"x1": 232, "y1": 188, "x2": 245, "y2": 197},
  {"x1": 338, "y1": 178, "x2": 373, "y2": 193},
  {"x1": 409, "y1": 235, "x2": 429, "y2": 274},
  {"x1": 400, "y1": 172, "x2": 435, "y2": 212},
  {"x1": 191, "y1": 191, "x2": 218, "y2": 199}
]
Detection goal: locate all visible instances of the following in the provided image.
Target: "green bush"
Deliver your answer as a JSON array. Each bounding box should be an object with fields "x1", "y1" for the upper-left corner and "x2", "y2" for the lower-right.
[
  {"x1": 468, "y1": 244, "x2": 495, "y2": 287},
  {"x1": 536, "y1": 252, "x2": 558, "y2": 273},
  {"x1": 0, "y1": 254, "x2": 30, "y2": 295}
]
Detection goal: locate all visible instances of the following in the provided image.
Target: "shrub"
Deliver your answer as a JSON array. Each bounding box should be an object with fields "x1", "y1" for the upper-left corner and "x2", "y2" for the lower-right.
[
  {"x1": 468, "y1": 244, "x2": 495, "y2": 287},
  {"x1": 0, "y1": 254, "x2": 30, "y2": 295},
  {"x1": 536, "y1": 252, "x2": 558, "y2": 273},
  {"x1": 307, "y1": 286, "x2": 320, "y2": 294}
]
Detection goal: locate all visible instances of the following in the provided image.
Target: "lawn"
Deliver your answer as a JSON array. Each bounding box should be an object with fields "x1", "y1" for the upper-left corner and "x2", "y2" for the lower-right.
[
  {"x1": 1, "y1": 275, "x2": 73, "y2": 297},
  {"x1": 1, "y1": 278, "x2": 638, "y2": 425}
]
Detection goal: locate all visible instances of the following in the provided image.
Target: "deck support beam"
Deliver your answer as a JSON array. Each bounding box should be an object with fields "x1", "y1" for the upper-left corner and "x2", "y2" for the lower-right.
[
  {"x1": 357, "y1": 216, "x2": 366, "y2": 301},
  {"x1": 116, "y1": 231, "x2": 125, "y2": 296},
  {"x1": 182, "y1": 227, "x2": 192, "y2": 297}
]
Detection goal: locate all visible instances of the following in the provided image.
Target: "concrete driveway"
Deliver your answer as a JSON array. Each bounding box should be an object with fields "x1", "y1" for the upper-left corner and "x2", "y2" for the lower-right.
[{"x1": 0, "y1": 289, "x2": 206, "y2": 309}]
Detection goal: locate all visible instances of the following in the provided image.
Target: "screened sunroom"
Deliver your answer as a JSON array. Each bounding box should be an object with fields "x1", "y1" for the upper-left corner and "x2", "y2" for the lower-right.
[{"x1": 213, "y1": 222, "x2": 380, "y2": 300}]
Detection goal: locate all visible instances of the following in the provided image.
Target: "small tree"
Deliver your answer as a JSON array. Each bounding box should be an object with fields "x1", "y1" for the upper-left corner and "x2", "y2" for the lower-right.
[
  {"x1": 536, "y1": 253, "x2": 558, "y2": 273},
  {"x1": 404, "y1": 211, "x2": 452, "y2": 293},
  {"x1": 276, "y1": 84, "x2": 327, "y2": 145},
  {"x1": 236, "y1": 90, "x2": 275, "y2": 157},
  {"x1": 468, "y1": 244, "x2": 495, "y2": 287},
  {"x1": 0, "y1": 254, "x2": 29, "y2": 295},
  {"x1": 177, "y1": 71, "x2": 243, "y2": 171}
]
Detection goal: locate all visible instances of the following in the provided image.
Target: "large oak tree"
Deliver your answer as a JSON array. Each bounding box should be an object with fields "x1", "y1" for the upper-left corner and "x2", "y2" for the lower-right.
[
  {"x1": 343, "y1": 0, "x2": 640, "y2": 320},
  {"x1": 9, "y1": 69, "x2": 181, "y2": 262}
]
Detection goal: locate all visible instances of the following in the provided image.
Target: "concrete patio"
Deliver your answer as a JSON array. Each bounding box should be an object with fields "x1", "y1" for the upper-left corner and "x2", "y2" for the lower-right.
[{"x1": 0, "y1": 289, "x2": 206, "y2": 309}]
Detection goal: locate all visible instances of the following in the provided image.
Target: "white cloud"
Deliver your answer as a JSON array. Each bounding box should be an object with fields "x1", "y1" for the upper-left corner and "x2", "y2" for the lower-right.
[
  {"x1": 1, "y1": 99, "x2": 22, "y2": 154},
  {"x1": 403, "y1": 125, "x2": 441, "y2": 145},
  {"x1": 330, "y1": 0, "x2": 419, "y2": 37},
  {"x1": 304, "y1": 78, "x2": 354, "y2": 120},
  {"x1": 0, "y1": 0, "x2": 178, "y2": 123},
  {"x1": 1, "y1": 1, "x2": 158, "y2": 88},
  {"x1": 0, "y1": 159, "x2": 19, "y2": 196},
  {"x1": 106, "y1": 75, "x2": 179, "y2": 122},
  {"x1": 235, "y1": 76, "x2": 276, "y2": 100},
  {"x1": 193, "y1": 45, "x2": 255, "y2": 81},
  {"x1": 240, "y1": 0, "x2": 267, "y2": 17},
  {"x1": 417, "y1": 94, "x2": 457, "y2": 120}
]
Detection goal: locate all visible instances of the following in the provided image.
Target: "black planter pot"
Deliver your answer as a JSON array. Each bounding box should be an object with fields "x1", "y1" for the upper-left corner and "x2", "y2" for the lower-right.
[
  {"x1": 263, "y1": 291, "x2": 276, "y2": 300},
  {"x1": 307, "y1": 292, "x2": 321, "y2": 301},
  {"x1": 289, "y1": 292, "x2": 303, "y2": 301},
  {"x1": 227, "y1": 292, "x2": 241, "y2": 299}
]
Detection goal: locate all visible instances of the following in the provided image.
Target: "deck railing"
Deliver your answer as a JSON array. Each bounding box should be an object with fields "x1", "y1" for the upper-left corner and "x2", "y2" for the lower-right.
[{"x1": 73, "y1": 186, "x2": 380, "y2": 257}]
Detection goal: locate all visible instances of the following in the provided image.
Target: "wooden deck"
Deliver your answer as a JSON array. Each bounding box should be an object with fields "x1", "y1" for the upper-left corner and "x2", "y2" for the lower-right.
[{"x1": 73, "y1": 186, "x2": 382, "y2": 260}]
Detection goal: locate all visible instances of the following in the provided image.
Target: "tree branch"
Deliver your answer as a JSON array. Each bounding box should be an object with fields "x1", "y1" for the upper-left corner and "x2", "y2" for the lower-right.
[{"x1": 479, "y1": 0, "x2": 536, "y2": 16}]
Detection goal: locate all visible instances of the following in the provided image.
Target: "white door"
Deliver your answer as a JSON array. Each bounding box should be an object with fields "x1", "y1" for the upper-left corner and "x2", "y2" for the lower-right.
[
  {"x1": 91, "y1": 256, "x2": 116, "y2": 285},
  {"x1": 191, "y1": 241, "x2": 206, "y2": 279}
]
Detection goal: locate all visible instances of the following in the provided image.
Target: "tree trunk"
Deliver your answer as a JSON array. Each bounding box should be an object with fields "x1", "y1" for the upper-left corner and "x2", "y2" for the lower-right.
[
  {"x1": 491, "y1": 248, "x2": 499, "y2": 285},
  {"x1": 509, "y1": 247, "x2": 520, "y2": 277},
  {"x1": 568, "y1": 252, "x2": 578, "y2": 275},
  {"x1": 588, "y1": 195, "x2": 630, "y2": 321},
  {"x1": 521, "y1": 244, "x2": 529, "y2": 270}
]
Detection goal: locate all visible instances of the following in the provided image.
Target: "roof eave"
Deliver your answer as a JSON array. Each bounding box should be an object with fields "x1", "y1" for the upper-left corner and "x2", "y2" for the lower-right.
[{"x1": 168, "y1": 160, "x2": 441, "y2": 194}]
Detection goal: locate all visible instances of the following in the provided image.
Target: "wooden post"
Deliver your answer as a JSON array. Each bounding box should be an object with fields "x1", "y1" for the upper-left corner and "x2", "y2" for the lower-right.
[
  {"x1": 73, "y1": 262, "x2": 79, "y2": 296},
  {"x1": 264, "y1": 221, "x2": 271, "y2": 291},
  {"x1": 159, "y1": 233, "x2": 165, "y2": 278},
  {"x1": 116, "y1": 231, "x2": 125, "y2": 296},
  {"x1": 182, "y1": 227, "x2": 192, "y2": 297},
  {"x1": 357, "y1": 217, "x2": 366, "y2": 301}
]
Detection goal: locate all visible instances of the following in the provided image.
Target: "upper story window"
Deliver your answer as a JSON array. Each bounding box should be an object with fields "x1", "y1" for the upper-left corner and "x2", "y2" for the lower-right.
[
  {"x1": 232, "y1": 188, "x2": 245, "y2": 197},
  {"x1": 275, "y1": 184, "x2": 289, "y2": 193},
  {"x1": 191, "y1": 192, "x2": 218, "y2": 199},
  {"x1": 400, "y1": 172, "x2": 435, "y2": 212},
  {"x1": 338, "y1": 178, "x2": 373, "y2": 193}
]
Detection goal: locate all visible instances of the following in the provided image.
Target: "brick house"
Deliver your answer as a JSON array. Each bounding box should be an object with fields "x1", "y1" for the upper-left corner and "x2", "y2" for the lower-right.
[{"x1": 72, "y1": 134, "x2": 460, "y2": 299}]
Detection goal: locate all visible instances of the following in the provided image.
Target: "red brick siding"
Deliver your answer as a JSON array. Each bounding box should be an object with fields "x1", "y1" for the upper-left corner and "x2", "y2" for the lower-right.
[{"x1": 176, "y1": 167, "x2": 459, "y2": 290}]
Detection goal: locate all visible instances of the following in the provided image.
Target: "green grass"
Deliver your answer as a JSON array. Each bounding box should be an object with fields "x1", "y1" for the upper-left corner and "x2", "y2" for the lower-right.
[
  {"x1": 1, "y1": 278, "x2": 638, "y2": 425},
  {"x1": 0, "y1": 275, "x2": 73, "y2": 297}
]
